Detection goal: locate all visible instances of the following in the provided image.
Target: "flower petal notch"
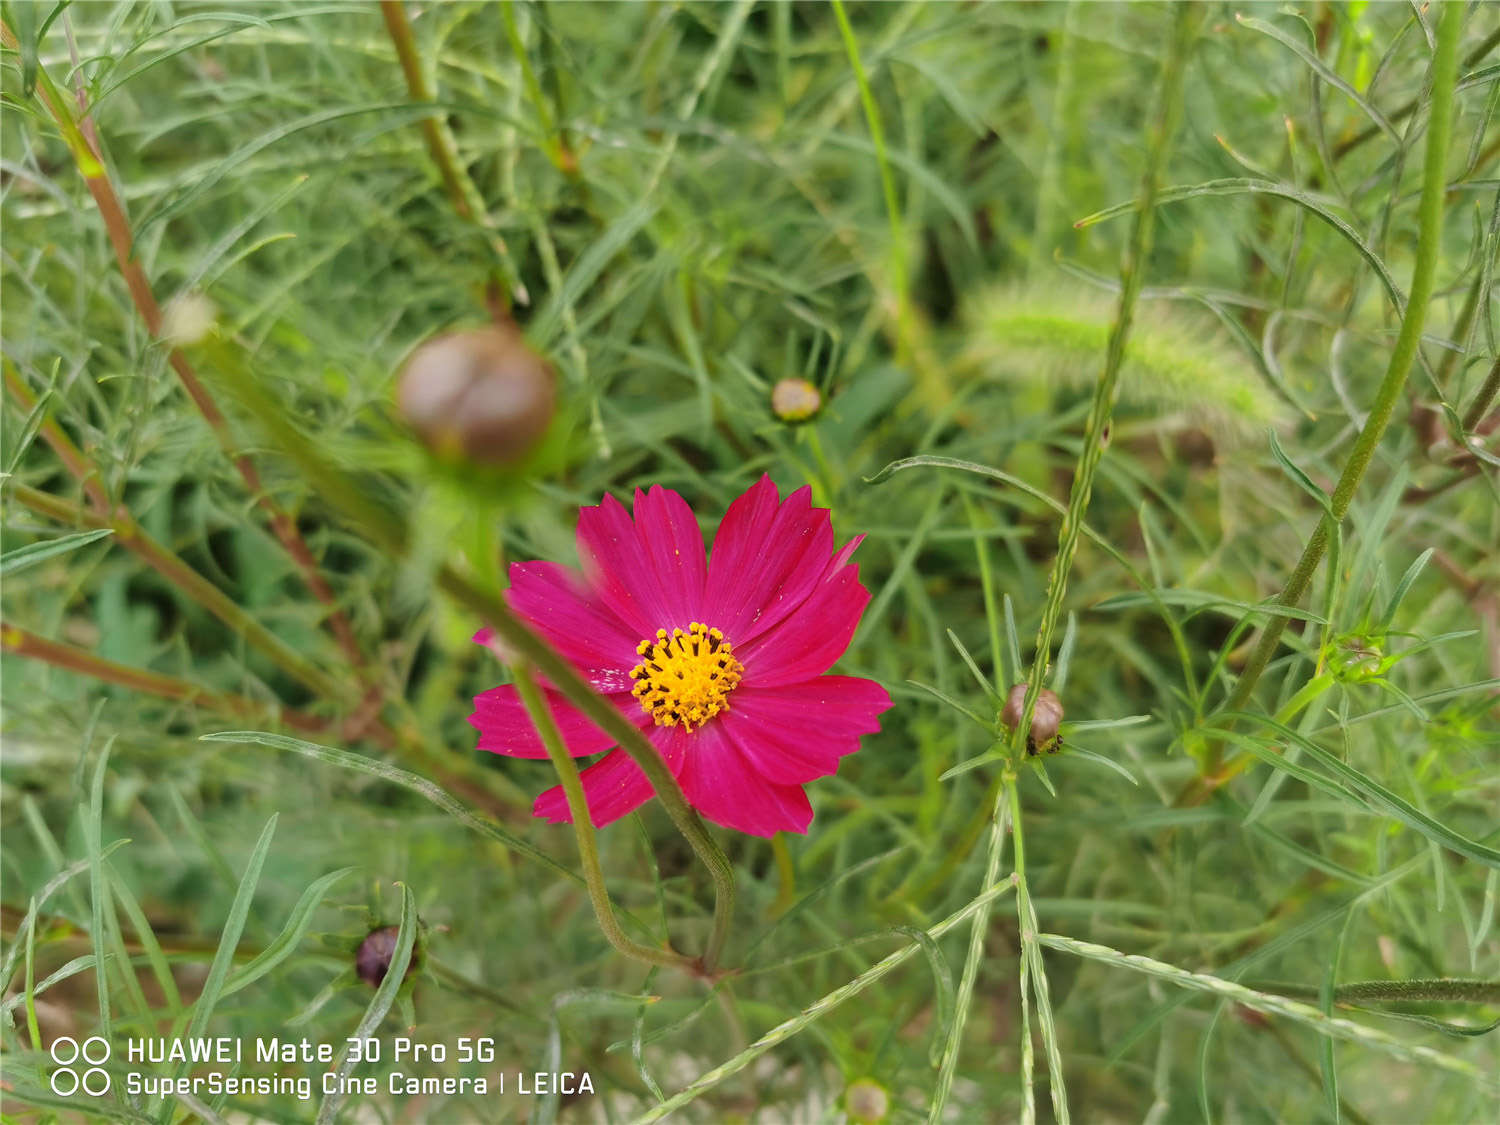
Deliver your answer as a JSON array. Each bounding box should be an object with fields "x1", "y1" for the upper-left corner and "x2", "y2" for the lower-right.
[{"x1": 469, "y1": 475, "x2": 892, "y2": 837}]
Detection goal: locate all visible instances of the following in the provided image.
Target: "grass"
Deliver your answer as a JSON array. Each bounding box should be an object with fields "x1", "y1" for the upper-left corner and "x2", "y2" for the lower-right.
[{"x1": 2, "y1": 2, "x2": 1498, "y2": 1122}]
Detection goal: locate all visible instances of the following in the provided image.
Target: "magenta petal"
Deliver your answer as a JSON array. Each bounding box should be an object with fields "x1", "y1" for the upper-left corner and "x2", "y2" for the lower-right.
[
  {"x1": 533, "y1": 748, "x2": 653, "y2": 826},
  {"x1": 576, "y1": 493, "x2": 674, "y2": 636},
  {"x1": 672, "y1": 723, "x2": 815, "y2": 837},
  {"x1": 737, "y1": 562, "x2": 872, "y2": 686},
  {"x1": 506, "y1": 561, "x2": 640, "y2": 680},
  {"x1": 631, "y1": 485, "x2": 708, "y2": 620},
  {"x1": 720, "y1": 676, "x2": 891, "y2": 784},
  {"x1": 705, "y1": 478, "x2": 836, "y2": 643},
  {"x1": 533, "y1": 728, "x2": 689, "y2": 828},
  {"x1": 469, "y1": 684, "x2": 630, "y2": 758}
]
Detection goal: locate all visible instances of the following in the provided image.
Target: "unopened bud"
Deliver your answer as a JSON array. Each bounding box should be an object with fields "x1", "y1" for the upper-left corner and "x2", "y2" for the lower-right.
[
  {"x1": 844, "y1": 1078, "x2": 890, "y2": 1123},
  {"x1": 162, "y1": 293, "x2": 217, "y2": 346},
  {"x1": 771, "y1": 377, "x2": 822, "y2": 423},
  {"x1": 398, "y1": 327, "x2": 555, "y2": 464},
  {"x1": 1001, "y1": 682, "x2": 1065, "y2": 754},
  {"x1": 355, "y1": 925, "x2": 420, "y2": 988}
]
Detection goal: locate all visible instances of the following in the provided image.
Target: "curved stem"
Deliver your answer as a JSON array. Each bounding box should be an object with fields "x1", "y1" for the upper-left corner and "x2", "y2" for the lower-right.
[
  {"x1": 0, "y1": 21, "x2": 371, "y2": 680},
  {"x1": 192, "y1": 334, "x2": 738, "y2": 971},
  {"x1": 512, "y1": 666, "x2": 696, "y2": 972},
  {"x1": 436, "y1": 567, "x2": 738, "y2": 974},
  {"x1": 1203, "y1": 2, "x2": 1464, "y2": 777},
  {"x1": 9, "y1": 484, "x2": 347, "y2": 704}
]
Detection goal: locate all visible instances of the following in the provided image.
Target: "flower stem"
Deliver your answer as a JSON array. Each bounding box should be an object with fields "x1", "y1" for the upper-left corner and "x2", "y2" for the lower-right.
[
  {"x1": 934, "y1": 9, "x2": 1200, "y2": 1121},
  {"x1": 378, "y1": 0, "x2": 527, "y2": 308},
  {"x1": 9, "y1": 483, "x2": 349, "y2": 704},
  {"x1": 437, "y1": 567, "x2": 738, "y2": 975},
  {"x1": 511, "y1": 666, "x2": 696, "y2": 972},
  {"x1": 0, "y1": 18, "x2": 370, "y2": 679},
  {"x1": 1202, "y1": 1, "x2": 1463, "y2": 779},
  {"x1": 4, "y1": 362, "x2": 108, "y2": 511},
  {"x1": 195, "y1": 337, "x2": 739, "y2": 974},
  {"x1": 0, "y1": 622, "x2": 328, "y2": 736}
]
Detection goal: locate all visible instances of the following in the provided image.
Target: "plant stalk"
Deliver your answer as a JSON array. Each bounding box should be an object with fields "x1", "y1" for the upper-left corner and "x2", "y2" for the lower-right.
[
  {"x1": 512, "y1": 666, "x2": 697, "y2": 972},
  {"x1": 1, "y1": 19, "x2": 370, "y2": 678},
  {"x1": 1203, "y1": 2, "x2": 1464, "y2": 779},
  {"x1": 0, "y1": 622, "x2": 329, "y2": 736},
  {"x1": 194, "y1": 336, "x2": 739, "y2": 973}
]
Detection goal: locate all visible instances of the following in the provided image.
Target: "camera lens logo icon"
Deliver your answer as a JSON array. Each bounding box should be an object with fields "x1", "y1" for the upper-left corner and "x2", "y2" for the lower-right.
[{"x1": 49, "y1": 1036, "x2": 111, "y2": 1096}]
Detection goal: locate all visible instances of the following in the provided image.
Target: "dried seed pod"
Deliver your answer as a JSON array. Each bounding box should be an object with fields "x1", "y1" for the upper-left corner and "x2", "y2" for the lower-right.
[
  {"x1": 355, "y1": 925, "x2": 419, "y2": 988},
  {"x1": 397, "y1": 327, "x2": 555, "y2": 465},
  {"x1": 1001, "y1": 682, "x2": 1065, "y2": 754},
  {"x1": 770, "y1": 377, "x2": 822, "y2": 423}
]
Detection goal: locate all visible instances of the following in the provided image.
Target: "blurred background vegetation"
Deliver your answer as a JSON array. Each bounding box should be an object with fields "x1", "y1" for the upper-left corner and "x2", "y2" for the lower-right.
[{"x1": 2, "y1": 1, "x2": 1497, "y2": 1121}]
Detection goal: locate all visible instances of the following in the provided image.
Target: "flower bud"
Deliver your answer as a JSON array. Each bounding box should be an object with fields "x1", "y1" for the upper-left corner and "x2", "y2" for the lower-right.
[
  {"x1": 1001, "y1": 682, "x2": 1064, "y2": 754},
  {"x1": 355, "y1": 925, "x2": 420, "y2": 988},
  {"x1": 397, "y1": 327, "x2": 555, "y2": 465},
  {"x1": 843, "y1": 1078, "x2": 890, "y2": 1124},
  {"x1": 770, "y1": 377, "x2": 822, "y2": 423}
]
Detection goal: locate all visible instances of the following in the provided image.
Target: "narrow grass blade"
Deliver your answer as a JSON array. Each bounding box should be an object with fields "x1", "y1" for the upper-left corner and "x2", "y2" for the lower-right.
[
  {"x1": 202, "y1": 731, "x2": 581, "y2": 885},
  {"x1": 161, "y1": 814, "x2": 279, "y2": 1123},
  {"x1": 0, "y1": 528, "x2": 114, "y2": 576},
  {"x1": 1039, "y1": 933, "x2": 1497, "y2": 1089},
  {"x1": 221, "y1": 867, "x2": 357, "y2": 999},
  {"x1": 317, "y1": 882, "x2": 416, "y2": 1125},
  {"x1": 1218, "y1": 715, "x2": 1500, "y2": 870}
]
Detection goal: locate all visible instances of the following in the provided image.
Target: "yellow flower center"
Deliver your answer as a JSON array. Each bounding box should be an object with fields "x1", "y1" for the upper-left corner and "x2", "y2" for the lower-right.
[{"x1": 629, "y1": 622, "x2": 743, "y2": 732}]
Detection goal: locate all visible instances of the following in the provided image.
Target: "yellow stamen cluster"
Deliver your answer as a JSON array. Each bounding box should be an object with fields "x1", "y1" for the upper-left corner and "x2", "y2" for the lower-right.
[{"x1": 630, "y1": 622, "x2": 743, "y2": 732}]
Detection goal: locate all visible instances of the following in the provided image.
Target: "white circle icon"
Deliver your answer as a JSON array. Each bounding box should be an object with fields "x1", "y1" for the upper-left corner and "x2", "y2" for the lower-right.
[
  {"x1": 83, "y1": 1067, "x2": 112, "y2": 1095},
  {"x1": 49, "y1": 1035, "x2": 111, "y2": 1096},
  {"x1": 48, "y1": 1067, "x2": 80, "y2": 1097},
  {"x1": 49, "y1": 1036, "x2": 80, "y2": 1065}
]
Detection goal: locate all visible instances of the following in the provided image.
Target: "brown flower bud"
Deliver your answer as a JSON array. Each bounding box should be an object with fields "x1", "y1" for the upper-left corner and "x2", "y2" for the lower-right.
[
  {"x1": 770, "y1": 377, "x2": 822, "y2": 423},
  {"x1": 355, "y1": 925, "x2": 420, "y2": 988},
  {"x1": 1001, "y1": 682, "x2": 1064, "y2": 754},
  {"x1": 397, "y1": 327, "x2": 555, "y2": 465}
]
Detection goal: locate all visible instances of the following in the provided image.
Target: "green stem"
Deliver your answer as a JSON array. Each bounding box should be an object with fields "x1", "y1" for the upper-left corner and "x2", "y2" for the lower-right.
[
  {"x1": 1255, "y1": 977, "x2": 1500, "y2": 1005},
  {"x1": 935, "y1": 9, "x2": 1200, "y2": 1120},
  {"x1": 512, "y1": 666, "x2": 696, "y2": 972},
  {"x1": 380, "y1": 0, "x2": 527, "y2": 306},
  {"x1": 2, "y1": 21, "x2": 371, "y2": 678},
  {"x1": 633, "y1": 875, "x2": 1019, "y2": 1124},
  {"x1": 1461, "y1": 355, "x2": 1500, "y2": 434},
  {"x1": 830, "y1": 0, "x2": 906, "y2": 321},
  {"x1": 1008, "y1": 778, "x2": 1067, "y2": 1124},
  {"x1": 435, "y1": 568, "x2": 738, "y2": 974},
  {"x1": 9, "y1": 484, "x2": 348, "y2": 704},
  {"x1": 929, "y1": 775, "x2": 1011, "y2": 1121},
  {"x1": 1207, "y1": 2, "x2": 1464, "y2": 771},
  {"x1": 195, "y1": 337, "x2": 739, "y2": 974}
]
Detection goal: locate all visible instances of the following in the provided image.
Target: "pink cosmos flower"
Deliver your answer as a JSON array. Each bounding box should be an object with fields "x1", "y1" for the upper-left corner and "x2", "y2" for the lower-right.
[{"x1": 469, "y1": 475, "x2": 892, "y2": 837}]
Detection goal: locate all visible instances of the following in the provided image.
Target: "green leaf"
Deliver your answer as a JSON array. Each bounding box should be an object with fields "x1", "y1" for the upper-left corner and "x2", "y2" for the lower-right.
[
  {"x1": 221, "y1": 866, "x2": 357, "y2": 999},
  {"x1": 0, "y1": 528, "x2": 114, "y2": 576},
  {"x1": 1380, "y1": 548, "x2": 1436, "y2": 628},
  {"x1": 1074, "y1": 179, "x2": 1405, "y2": 316},
  {"x1": 1218, "y1": 714, "x2": 1500, "y2": 870},
  {"x1": 202, "y1": 730, "x2": 581, "y2": 885},
  {"x1": 1268, "y1": 429, "x2": 1332, "y2": 518},
  {"x1": 905, "y1": 678, "x2": 993, "y2": 731},
  {"x1": 160, "y1": 813, "x2": 278, "y2": 1123},
  {"x1": 317, "y1": 883, "x2": 416, "y2": 1125}
]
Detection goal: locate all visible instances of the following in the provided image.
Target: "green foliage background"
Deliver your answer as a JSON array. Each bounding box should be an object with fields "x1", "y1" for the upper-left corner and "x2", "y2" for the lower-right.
[{"x1": 2, "y1": 1, "x2": 1497, "y2": 1121}]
